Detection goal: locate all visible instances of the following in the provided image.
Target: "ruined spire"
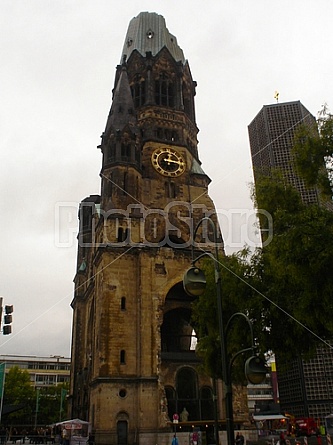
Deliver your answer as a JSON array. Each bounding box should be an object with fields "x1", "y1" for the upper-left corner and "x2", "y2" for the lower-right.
[{"x1": 104, "y1": 64, "x2": 136, "y2": 137}]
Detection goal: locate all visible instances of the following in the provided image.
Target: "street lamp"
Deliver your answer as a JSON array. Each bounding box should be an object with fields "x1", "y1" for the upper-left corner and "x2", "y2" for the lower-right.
[{"x1": 183, "y1": 217, "x2": 267, "y2": 445}]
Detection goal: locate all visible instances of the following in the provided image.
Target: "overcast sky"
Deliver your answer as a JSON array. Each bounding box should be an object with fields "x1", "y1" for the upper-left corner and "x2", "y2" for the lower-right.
[{"x1": 1, "y1": 0, "x2": 333, "y2": 358}]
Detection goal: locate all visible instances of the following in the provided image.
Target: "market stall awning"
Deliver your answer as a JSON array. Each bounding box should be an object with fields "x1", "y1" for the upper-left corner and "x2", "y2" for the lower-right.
[{"x1": 253, "y1": 415, "x2": 287, "y2": 421}]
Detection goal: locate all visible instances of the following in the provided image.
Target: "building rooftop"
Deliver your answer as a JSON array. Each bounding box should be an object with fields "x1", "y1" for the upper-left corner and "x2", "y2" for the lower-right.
[
  {"x1": 120, "y1": 12, "x2": 186, "y2": 64},
  {"x1": 0, "y1": 354, "x2": 70, "y2": 362}
]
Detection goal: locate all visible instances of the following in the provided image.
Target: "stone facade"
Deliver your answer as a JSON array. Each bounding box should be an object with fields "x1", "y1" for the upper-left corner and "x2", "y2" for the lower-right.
[{"x1": 69, "y1": 12, "x2": 225, "y2": 445}]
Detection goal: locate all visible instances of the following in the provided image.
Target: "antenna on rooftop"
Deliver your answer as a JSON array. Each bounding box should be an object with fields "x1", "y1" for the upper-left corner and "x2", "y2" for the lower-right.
[{"x1": 274, "y1": 91, "x2": 279, "y2": 103}]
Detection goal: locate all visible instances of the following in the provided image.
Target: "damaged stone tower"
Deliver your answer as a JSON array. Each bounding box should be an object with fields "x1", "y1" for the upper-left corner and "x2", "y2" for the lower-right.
[{"x1": 69, "y1": 12, "x2": 223, "y2": 445}]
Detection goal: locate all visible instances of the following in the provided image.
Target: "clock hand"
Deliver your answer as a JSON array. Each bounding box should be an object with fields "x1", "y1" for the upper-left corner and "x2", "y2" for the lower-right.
[{"x1": 163, "y1": 156, "x2": 183, "y2": 166}]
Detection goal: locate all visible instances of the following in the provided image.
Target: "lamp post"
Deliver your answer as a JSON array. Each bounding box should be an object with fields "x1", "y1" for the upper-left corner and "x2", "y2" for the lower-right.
[{"x1": 183, "y1": 217, "x2": 267, "y2": 445}]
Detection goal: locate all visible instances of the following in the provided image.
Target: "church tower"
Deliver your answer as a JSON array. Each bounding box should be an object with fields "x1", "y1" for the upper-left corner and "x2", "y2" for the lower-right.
[{"x1": 70, "y1": 12, "x2": 223, "y2": 445}]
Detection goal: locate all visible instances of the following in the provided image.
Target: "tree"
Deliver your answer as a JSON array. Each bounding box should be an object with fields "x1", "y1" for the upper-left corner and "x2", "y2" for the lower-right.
[
  {"x1": 2, "y1": 367, "x2": 69, "y2": 427},
  {"x1": 3, "y1": 366, "x2": 35, "y2": 425},
  {"x1": 36, "y1": 384, "x2": 69, "y2": 425},
  {"x1": 191, "y1": 106, "x2": 333, "y2": 378},
  {"x1": 250, "y1": 176, "x2": 333, "y2": 359},
  {"x1": 191, "y1": 172, "x2": 333, "y2": 378},
  {"x1": 293, "y1": 104, "x2": 333, "y2": 199},
  {"x1": 191, "y1": 249, "x2": 259, "y2": 382}
]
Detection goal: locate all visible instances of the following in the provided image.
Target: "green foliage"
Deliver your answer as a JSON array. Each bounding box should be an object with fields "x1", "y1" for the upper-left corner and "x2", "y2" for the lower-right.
[
  {"x1": 3, "y1": 366, "x2": 35, "y2": 424},
  {"x1": 2, "y1": 366, "x2": 69, "y2": 426},
  {"x1": 293, "y1": 104, "x2": 333, "y2": 198},
  {"x1": 191, "y1": 250, "x2": 257, "y2": 381},
  {"x1": 37, "y1": 384, "x2": 69, "y2": 425},
  {"x1": 192, "y1": 170, "x2": 333, "y2": 378},
  {"x1": 253, "y1": 196, "x2": 333, "y2": 359},
  {"x1": 252, "y1": 176, "x2": 333, "y2": 360}
]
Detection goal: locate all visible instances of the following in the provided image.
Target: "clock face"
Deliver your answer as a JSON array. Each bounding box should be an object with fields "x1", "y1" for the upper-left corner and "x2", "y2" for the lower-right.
[{"x1": 151, "y1": 147, "x2": 186, "y2": 177}]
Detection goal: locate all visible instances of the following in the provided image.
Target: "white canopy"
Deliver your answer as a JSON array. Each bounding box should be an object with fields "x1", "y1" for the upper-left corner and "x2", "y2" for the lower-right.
[
  {"x1": 55, "y1": 419, "x2": 90, "y2": 427},
  {"x1": 253, "y1": 415, "x2": 287, "y2": 421}
]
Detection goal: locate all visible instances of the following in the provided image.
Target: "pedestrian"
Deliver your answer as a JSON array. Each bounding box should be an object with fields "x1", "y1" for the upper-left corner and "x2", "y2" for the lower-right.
[
  {"x1": 235, "y1": 432, "x2": 244, "y2": 445},
  {"x1": 280, "y1": 432, "x2": 286, "y2": 445},
  {"x1": 62, "y1": 428, "x2": 70, "y2": 445},
  {"x1": 172, "y1": 434, "x2": 178, "y2": 445}
]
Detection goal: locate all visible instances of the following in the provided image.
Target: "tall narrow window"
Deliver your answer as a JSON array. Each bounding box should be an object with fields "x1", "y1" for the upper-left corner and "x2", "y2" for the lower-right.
[
  {"x1": 176, "y1": 367, "x2": 200, "y2": 420},
  {"x1": 123, "y1": 172, "x2": 128, "y2": 195},
  {"x1": 121, "y1": 144, "x2": 131, "y2": 160},
  {"x1": 155, "y1": 74, "x2": 174, "y2": 107},
  {"x1": 117, "y1": 227, "x2": 124, "y2": 242},
  {"x1": 109, "y1": 172, "x2": 113, "y2": 196},
  {"x1": 120, "y1": 350, "x2": 126, "y2": 364},
  {"x1": 107, "y1": 143, "x2": 116, "y2": 163},
  {"x1": 131, "y1": 79, "x2": 146, "y2": 108},
  {"x1": 117, "y1": 227, "x2": 129, "y2": 242},
  {"x1": 121, "y1": 297, "x2": 126, "y2": 310},
  {"x1": 165, "y1": 181, "x2": 176, "y2": 198},
  {"x1": 200, "y1": 387, "x2": 214, "y2": 420},
  {"x1": 136, "y1": 177, "x2": 139, "y2": 198},
  {"x1": 171, "y1": 131, "x2": 178, "y2": 142},
  {"x1": 104, "y1": 172, "x2": 113, "y2": 197},
  {"x1": 135, "y1": 146, "x2": 140, "y2": 163},
  {"x1": 165, "y1": 386, "x2": 176, "y2": 421}
]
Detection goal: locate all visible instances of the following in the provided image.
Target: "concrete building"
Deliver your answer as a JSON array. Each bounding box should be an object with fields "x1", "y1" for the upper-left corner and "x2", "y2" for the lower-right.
[
  {"x1": 0, "y1": 354, "x2": 70, "y2": 388},
  {"x1": 276, "y1": 344, "x2": 333, "y2": 421},
  {"x1": 248, "y1": 101, "x2": 318, "y2": 206},
  {"x1": 247, "y1": 363, "x2": 276, "y2": 415}
]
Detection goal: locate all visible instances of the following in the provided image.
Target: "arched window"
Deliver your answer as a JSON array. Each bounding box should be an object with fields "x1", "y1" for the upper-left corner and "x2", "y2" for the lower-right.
[
  {"x1": 164, "y1": 375, "x2": 214, "y2": 422},
  {"x1": 103, "y1": 171, "x2": 113, "y2": 197},
  {"x1": 131, "y1": 75, "x2": 146, "y2": 108},
  {"x1": 176, "y1": 367, "x2": 199, "y2": 420},
  {"x1": 171, "y1": 131, "x2": 178, "y2": 142},
  {"x1": 177, "y1": 367, "x2": 197, "y2": 399},
  {"x1": 161, "y1": 308, "x2": 192, "y2": 352},
  {"x1": 107, "y1": 143, "x2": 116, "y2": 163},
  {"x1": 200, "y1": 386, "x2": 214, "y2": 420},
  {"x1": 165, "y1": 386, "x2": 176, "y2": 421},
  {"x1": 155, "y1": 73, "x2": 174, "y2": 107},
  {"x1": 121, "y1": 144, "x2": 131, "y2": 161}
]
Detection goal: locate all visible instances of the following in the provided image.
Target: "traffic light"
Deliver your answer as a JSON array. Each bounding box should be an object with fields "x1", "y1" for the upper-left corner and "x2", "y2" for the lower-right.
[
  {"x1": 3, "y1": 305, "x2": 13, "y2": 335},
  {"x1": 4, "y1": 314, "x2": 12, "y2": 324}
]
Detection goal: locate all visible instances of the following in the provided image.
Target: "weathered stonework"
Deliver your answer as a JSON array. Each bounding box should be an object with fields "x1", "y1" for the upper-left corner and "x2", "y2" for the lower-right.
[{"x1": 70, "y1": 12, "x2": 227, "y2": 445}]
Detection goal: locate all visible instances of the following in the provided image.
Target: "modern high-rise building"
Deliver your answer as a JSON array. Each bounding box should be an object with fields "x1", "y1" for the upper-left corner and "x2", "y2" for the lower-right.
[
  {"x1": 69, "y1": 12, "x2": 227, "y2": 445},
  {"x1": 248, "y1": 101, "x2": 333, "y2": 422},
  {"x1": 248, "y1": 101, "x2": 318, "y2": 206},
  {"x1": 276, "y1": 344, "x2": 333, "y2": 421}
]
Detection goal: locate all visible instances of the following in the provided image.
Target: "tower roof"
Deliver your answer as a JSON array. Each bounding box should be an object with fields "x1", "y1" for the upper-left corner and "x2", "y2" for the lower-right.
[
  {"x1": 121, "y1": 12, "x2": 186, "y2": 64},
  {"x1": 104, "y1": 65, "x2": 136, "y2": 135}
]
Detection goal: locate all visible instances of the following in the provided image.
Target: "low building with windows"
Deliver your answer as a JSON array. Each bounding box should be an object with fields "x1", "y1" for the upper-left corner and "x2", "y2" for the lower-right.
[
  {"x1": 247, "y1": 362, "x2": 277, "y2": 416},
  {"x1": 0, "y1": 354, "x2": 70, "y2": 388}
]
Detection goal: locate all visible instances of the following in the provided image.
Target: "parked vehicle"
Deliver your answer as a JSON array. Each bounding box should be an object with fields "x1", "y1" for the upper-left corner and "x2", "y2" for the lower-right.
[{"x1": 294, "y1": 417, "x2": 317, "y2": 436}]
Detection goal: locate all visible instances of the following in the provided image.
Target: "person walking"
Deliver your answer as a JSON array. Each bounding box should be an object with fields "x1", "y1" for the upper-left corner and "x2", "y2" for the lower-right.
[
  {"x1": 172, "y1": 434, "x2": 178, "y2": 445},
  {"x1": 235, "y1": 432, "x2": 245, "y2": 445},
  {"x1": 280, "y1": 431, "x2": 286, "y2": 445}
]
